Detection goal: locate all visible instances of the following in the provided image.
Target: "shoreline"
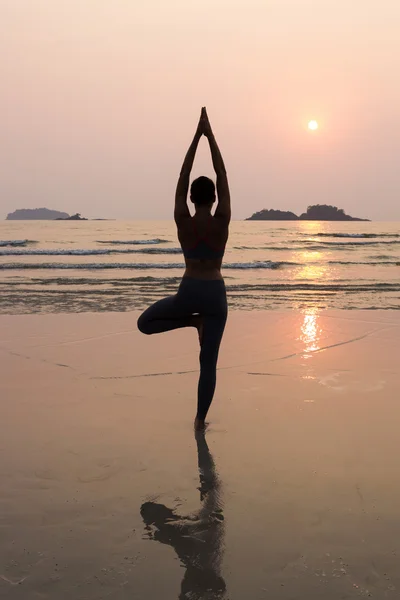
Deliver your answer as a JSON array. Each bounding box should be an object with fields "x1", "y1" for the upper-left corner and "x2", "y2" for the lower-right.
[{"x1": 1, "y1": 309, "x2": 400, "y2": 599}]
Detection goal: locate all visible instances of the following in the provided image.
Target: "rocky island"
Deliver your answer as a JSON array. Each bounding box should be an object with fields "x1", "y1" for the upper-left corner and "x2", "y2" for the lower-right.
[
  {"x1": 6, "y1": 209, "x2": 92, "y2": 221},
  {"x1": 247, "y1": 209, "x2": 299, "y2": 221},
  {"x1": 246, "y1": 204, "x2": 369, "y2": 221},
  {"x1": 6, "y1": 208, "x2": 70, "y2": 220}
]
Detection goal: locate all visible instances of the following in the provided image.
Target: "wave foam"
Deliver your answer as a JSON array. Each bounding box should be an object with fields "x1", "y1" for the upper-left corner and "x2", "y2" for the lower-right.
[
  {"x1": 0, "y1": 260, "x2": 296, "y2": 271},
  {"x1": 96, "y1": 238, "x2": 169, "y2": 245},
  {"x1": 0, "y1": 247, "x2": 182, "y2": 256},
  {"x1": 313, "y1": 233, "x2": 400, "y2": 239},
  {"x1": 0, "y1": 239, "x2": 37, "y2": 247}
]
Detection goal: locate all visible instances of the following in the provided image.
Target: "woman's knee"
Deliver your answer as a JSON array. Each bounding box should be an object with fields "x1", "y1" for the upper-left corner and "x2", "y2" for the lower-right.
[{"x1": 137, "y1": 312, "x2": 151, "y2": 334}]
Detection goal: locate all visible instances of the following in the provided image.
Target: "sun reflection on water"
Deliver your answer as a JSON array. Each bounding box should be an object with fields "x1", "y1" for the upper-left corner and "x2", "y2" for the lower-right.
[
  {"x1": 295, "y1": 223, "x2": 327, "y2": 383},
  {"x1": 295, "y1": 250, "x2": 328, "y2": 282},
  {"x1": 299, "y1": 308, "x2": 323, "y2": 359}
]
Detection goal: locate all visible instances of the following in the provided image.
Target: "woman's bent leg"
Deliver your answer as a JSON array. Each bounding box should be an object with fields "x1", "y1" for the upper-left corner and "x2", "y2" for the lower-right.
[{"x1": 137, "y1": 296, "x2": 193, "y2": 335}]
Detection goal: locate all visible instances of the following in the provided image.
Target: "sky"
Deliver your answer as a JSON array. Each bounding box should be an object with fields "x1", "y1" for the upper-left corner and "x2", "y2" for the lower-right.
[{"x1": 1, "y1": 0, "x2": 400, "y2": 220}]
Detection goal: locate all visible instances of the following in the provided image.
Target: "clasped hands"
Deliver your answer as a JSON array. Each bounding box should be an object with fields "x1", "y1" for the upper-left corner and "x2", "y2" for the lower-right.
[{"x1": 196, "y1": 107, "x2": 213, "y2": 139}]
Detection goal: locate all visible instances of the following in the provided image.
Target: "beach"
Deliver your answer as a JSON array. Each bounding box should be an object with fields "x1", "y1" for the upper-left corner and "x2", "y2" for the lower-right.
[
  {"x1": 2, "y1": 0, "x2": 400, "y2": 596},
  {"x1": 1, "y1": 309, "x2": 400, "y2": 599}
]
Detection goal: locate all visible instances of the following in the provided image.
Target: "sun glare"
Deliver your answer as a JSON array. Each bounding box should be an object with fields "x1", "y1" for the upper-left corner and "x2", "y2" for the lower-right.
[{"x1": 308, "y1": 120, "x2": 319, "y2": 131}]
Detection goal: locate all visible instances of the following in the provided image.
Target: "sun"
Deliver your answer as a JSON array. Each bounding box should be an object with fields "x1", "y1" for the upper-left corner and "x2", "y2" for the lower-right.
[{"x1": 308, "y1": 120, "x2": 319, "y2": 131}]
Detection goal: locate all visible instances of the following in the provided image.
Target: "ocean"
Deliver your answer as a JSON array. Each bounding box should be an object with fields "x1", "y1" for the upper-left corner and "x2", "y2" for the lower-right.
[{"x1": 0, "y1": 220, "x2": 399, "y2": 314}]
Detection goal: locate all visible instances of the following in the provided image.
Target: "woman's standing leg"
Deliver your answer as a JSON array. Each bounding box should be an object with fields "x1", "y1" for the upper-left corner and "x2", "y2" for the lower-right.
[{"x1": 196, "y1": 311, "x2": 227, "y2": 424}]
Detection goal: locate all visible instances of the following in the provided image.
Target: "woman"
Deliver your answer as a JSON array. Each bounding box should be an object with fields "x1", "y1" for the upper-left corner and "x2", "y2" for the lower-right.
[{"x1": 137, "y1": 108, "x2": 230, "y2": 431}]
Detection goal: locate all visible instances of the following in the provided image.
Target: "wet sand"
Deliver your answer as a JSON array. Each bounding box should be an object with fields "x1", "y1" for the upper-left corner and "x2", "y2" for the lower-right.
[{"x1": 1, "y1": 310, "x2": 400, "y2": 599}]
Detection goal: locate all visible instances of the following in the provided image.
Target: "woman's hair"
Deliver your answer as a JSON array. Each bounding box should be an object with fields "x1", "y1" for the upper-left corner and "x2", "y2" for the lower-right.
[{"x1": 190, "y1": 176, "x2": 216, "y2": 205}]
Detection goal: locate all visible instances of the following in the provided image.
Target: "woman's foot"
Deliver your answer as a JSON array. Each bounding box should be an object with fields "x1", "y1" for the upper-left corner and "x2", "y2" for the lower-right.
[{"x1": 194, "y1": 417, "x2": 206, "y2": 432}]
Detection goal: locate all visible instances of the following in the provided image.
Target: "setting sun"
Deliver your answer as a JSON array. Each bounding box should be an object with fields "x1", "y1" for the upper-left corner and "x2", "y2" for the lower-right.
[{"x1": 308, "y1": 120, "x2": 319, "y2": 131}]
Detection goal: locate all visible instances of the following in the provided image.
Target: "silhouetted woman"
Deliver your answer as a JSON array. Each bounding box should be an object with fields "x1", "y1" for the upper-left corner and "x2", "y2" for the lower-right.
[{"x1": 137, "y1": 108, "x2": 230, "y2": 430}]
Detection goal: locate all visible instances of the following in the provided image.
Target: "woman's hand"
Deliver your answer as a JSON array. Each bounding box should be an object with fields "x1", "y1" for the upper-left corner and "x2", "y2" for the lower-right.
[
  {"x1": 200, "y1": 107, "x2": 213, "y2": 138},
  {"x1": 195, "y1": 108, "x2": 205, "y2": 138},
  {"x1": 195, "y1": 107, "x2": 213, "y2": 138}
]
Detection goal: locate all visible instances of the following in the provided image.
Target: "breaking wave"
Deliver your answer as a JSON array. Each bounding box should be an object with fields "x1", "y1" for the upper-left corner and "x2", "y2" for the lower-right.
[
  {"x1": 0, "y1": 247, "x2": 182, "y2": 256},
  {"x1": 0, "y1": 239, "x2": 37, "y2": 247},
  {"x1": 0, "y1": 260, "x2": 298, "y2": 271},
  {"x1": 96, "y1": 238, "x2": 169, "y2": 245},
  {"x1": 312, "y1": 232, "x2": 400, "y2": 239}
]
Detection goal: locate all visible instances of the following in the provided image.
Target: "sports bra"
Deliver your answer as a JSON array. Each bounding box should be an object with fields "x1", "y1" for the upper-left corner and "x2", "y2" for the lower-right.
[{"x1": 181, "y1": 218, "x2": 226, "y2": 260}]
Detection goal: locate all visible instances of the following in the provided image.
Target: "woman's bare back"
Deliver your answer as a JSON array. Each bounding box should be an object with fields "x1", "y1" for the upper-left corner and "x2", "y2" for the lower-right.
[{"x1": 178, "y1": 214, "x2": 229, "y2": 280}]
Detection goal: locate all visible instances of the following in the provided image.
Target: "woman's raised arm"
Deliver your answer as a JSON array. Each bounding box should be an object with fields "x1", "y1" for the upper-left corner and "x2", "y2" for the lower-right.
[
  {"x1": 202, "y1": 108, "x2": 231, "y2": 223},
  {"x1": 174, "y1": 112, "x2": 203, "y2": 224}
]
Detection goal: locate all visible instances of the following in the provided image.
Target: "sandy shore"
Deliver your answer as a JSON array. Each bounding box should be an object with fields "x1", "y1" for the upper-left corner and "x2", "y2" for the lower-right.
[{"x1": 1, "y1": 310, "x2": 400, "y2": 599}]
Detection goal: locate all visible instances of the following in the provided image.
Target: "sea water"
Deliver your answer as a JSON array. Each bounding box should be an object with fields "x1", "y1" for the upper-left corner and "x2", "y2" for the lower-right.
[{"x1": 0, "y1": 220, "x2": 399, "y2": 313}]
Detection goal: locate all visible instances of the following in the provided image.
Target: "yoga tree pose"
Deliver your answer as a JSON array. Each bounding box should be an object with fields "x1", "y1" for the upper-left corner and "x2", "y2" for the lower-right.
[{"x1": 137, "y1": 108, "x2": 231, "y2": 430}]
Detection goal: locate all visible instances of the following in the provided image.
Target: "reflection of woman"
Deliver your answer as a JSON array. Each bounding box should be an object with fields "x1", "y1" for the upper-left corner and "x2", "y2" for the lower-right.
[
  {"x1": 141, "y1": 433, "x2": 226, "y2": 599},
  {"x1": 137, "y1": 108, "x2": 231, "y2": 430}
]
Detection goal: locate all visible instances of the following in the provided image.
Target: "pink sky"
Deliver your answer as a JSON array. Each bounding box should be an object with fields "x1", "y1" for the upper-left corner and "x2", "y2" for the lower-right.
[{"x1": 1, "y1": 0, "x2": 400, "y2": 220}]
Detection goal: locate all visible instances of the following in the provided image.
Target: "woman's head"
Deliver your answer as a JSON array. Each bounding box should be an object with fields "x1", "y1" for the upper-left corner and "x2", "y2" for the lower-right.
[{"x1": 190, "y1": 176, "x2": 216, "y2": 207}]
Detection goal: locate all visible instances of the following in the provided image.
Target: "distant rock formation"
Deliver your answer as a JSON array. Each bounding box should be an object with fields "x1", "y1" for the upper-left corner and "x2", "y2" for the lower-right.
[
  {"x1": 246, "y1": 209, "x2": 299, "y2": 221},
  {"x1": 6, "y1": 208, "x2": 70, "y2": 220},
  {"x1": 246, "y1": 204, "x2": 369, "y2": 221},
  {"x1": 55, "y1": 213, "x2": 87, "y2": 221},
  {"x1": 299, "y1": 204, "x2": 369, "y2": 221}
]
